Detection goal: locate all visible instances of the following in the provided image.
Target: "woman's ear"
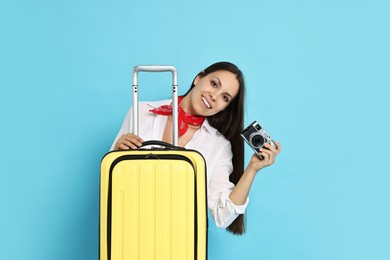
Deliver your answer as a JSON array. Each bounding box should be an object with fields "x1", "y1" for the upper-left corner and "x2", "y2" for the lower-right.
[{"x1": 194, "y1": 70, "x2": 205, "y2": 85}]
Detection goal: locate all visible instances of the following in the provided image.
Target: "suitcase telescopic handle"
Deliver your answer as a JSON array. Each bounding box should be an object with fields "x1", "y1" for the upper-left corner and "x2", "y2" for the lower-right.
[{"x1": 132, "y1": 65, "x2": 179, "y2": 146}]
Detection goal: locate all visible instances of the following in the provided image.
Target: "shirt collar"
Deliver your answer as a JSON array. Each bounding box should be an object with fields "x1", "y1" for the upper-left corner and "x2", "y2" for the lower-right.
[{"x1": 202, "y1": 119, "x2": 220, "y2": 135}]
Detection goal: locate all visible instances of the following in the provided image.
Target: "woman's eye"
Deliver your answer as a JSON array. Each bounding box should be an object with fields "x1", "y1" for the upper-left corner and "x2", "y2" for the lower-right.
[
  {"x1": 211, "y1": 80, "x2": 217, "y2": 87},
  {"x1": 223, "y1": 96, "x2": 229, "y2": 102}
]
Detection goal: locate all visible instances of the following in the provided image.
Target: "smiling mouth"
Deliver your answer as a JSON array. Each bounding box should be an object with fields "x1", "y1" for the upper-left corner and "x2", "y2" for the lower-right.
[{"x1": 201, "y1": 96, "x2": 211, "y2": 109}]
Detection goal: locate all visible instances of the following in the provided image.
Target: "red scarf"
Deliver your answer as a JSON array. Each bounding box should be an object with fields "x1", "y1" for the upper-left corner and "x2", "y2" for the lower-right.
[{"x1": 149, "y1": 96, "x2": 205, "y2": 136}]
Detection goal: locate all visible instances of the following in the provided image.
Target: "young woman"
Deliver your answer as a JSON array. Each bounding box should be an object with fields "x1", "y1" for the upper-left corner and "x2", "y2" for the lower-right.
[{"x1": 111, "y1": 62, "x2": 282, "y2": 235}]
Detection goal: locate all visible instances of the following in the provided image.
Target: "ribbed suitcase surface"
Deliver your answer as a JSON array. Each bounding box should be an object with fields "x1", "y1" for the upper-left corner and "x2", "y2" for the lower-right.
[{"x1": 100, "y1": 150, "x2": 207, "y2": 260}]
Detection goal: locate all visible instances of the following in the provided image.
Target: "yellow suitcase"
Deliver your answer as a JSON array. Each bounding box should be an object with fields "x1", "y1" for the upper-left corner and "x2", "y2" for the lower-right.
[{"x1": 100, "y1": 66, "x2": 208, "y2": 260}]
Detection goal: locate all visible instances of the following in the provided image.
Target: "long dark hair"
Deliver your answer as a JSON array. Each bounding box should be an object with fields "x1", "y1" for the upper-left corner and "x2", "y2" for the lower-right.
[{"x1": 184, "y1": 61, "x2": 246, "y2": 235}]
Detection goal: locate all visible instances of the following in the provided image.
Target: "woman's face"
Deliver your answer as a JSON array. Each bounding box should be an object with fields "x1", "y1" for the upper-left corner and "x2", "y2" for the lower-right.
[{"x1": 183, "y1": 70, "x2": 240, "y2": 117}]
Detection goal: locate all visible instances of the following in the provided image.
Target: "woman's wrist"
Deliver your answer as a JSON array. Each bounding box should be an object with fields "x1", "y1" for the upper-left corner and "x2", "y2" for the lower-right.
[{"x1": 245, "y1": 164, "x2": 259, "y2": 177}]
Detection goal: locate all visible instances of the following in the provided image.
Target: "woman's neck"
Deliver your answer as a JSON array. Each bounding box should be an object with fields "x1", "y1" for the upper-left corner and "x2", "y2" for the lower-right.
[{"x1": 179, "y1": 95, "x2": 193, "y2": 114}]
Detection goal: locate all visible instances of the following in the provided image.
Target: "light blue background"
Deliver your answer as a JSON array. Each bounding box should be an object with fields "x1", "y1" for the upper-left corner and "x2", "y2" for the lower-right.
[{"x1": 1, "y1": 0, "x2": 389, "y2": 259}]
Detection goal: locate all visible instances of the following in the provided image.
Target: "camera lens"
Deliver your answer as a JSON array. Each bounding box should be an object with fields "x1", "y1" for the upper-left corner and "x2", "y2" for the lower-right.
[{"x1": 249, "y1": 133, "x2": 265, "y2": 148}]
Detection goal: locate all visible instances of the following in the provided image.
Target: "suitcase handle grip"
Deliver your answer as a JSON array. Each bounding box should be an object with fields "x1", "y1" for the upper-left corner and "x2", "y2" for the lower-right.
[
  {"x1": 140, "y1": 140, "x2": 185, "y2": 150},
  {"x1": 132, "y1": 65, "x2": 179, "y2": 146}
]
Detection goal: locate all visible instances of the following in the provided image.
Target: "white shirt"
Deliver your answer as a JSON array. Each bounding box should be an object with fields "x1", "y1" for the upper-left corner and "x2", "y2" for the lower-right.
[{"x1": 111, "y1": 99, "x2": 249, "y2": 228}]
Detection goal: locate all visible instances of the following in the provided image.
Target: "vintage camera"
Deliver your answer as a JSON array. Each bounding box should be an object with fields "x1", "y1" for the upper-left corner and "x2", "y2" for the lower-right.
[{"x1": 241, "y1": 121, "x2": 276, "y2": 159}]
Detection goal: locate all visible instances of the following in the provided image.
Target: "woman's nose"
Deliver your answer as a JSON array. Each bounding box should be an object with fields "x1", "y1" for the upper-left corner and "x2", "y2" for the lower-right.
[{"x1": 209, "y1": 92, "x2": 216, "y2": 101}]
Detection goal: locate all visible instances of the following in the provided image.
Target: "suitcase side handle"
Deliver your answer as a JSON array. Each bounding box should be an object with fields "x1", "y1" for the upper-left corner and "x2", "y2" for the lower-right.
[
  {"x1": 140, "y1": 140, "x2": 185, "y2": 150},
  {"x1": 132, "y1": 65, "x2": 179, "y2": 146}
]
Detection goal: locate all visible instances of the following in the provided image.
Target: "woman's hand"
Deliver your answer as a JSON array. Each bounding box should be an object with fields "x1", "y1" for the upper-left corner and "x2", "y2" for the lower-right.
[
  {"x1": 114, "y1": 133, "x2": 144, "y2": 150},
  {"x1": 248, "y1": 141, "x2": 282, "y2": 173}
]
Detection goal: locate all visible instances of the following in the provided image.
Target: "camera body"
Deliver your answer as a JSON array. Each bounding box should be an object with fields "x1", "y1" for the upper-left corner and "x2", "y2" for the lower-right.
[{"x1": 241, "y1": 121, "x2": 276, "y2": 159}]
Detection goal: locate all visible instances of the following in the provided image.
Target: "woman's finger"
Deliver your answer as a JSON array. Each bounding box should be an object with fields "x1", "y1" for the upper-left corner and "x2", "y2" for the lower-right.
[
  {"x1": 259, "y1": 149, "x2": 271, "y2": 161},
  {"x1": 124, "y1": 134, "x2": 144, "y2": 147},
  {"x1": 123, "y1": 139, "x2": 138, "y2": 150},
  {"x1": 274, "y1": 141, "x2": 282, "y2": 153},
  {"x1": 115, "y1": 133, "x2": 145, "y2": 151},
  {"x1": 132, "y1": 138, "x2": 144, "y2": 147},
  {"x1": 118, "y1": 143, "x2": 130, "y2": 150},
  {"x1": 259, "y1": 148, "x2": 275, "y2": 164},
  {"x1": 263, "y1": 143, "x2": 277, "y2": 153}
]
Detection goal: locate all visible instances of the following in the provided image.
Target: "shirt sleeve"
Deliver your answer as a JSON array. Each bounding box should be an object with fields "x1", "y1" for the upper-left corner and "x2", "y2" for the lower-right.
[
  {"x1": 207, "y1": 141, "x2": 249, "y2": 228},
  {"x1": 110, "y1": 107, "x2": 133, "y2": 151}
]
